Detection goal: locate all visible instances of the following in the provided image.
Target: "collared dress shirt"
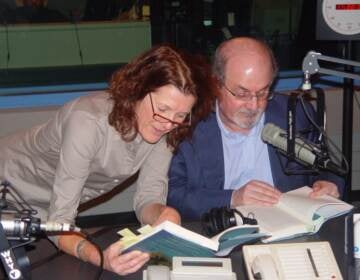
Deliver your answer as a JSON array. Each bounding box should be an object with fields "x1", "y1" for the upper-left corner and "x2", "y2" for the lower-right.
[{"x1": 215, "y1": 103, "x2": 274, "y2": 190}]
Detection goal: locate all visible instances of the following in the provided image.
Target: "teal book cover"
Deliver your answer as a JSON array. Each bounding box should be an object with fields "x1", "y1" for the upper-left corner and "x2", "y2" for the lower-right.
[{"x1": 119, "y1": 221, "x2": 267, "y2": 260}]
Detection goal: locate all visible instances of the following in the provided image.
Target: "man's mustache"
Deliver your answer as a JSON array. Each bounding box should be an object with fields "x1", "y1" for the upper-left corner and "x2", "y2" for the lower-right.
[{"x1": 236, "y1": 109, "x2": 261, "y2": 117}]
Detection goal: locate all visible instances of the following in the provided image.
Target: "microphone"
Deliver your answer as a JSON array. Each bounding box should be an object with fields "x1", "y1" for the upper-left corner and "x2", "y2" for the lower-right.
[
  {"x1": 261, "y1": 123, "x2": 347, "y2": 176},
  {"x1": 0, "y1": 181, "x2": 81, "y2": 241},
  {"x1": 0, "y1": 211, "x2": 81, "y2": 240}
]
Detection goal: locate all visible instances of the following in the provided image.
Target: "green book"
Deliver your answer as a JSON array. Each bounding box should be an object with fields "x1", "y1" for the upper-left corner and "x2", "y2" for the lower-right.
[{"x1": 118, "y1": 221, "x2": 267, "y2": 260}]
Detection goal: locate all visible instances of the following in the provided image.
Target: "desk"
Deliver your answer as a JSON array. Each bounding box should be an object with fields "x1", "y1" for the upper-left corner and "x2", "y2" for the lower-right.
[{"x1": 15, "y1": 215, "x2": 358, "y2": 279}]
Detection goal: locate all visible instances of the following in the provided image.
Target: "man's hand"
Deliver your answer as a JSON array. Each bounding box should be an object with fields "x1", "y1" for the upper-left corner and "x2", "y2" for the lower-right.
[
  {"x1": 309, "y1": 180, "x2": 339, "y2": 198},
  {"x1": 231, "y1": 180, "x2": 281, "y2": 207},
  {"x1": 103, "y1": 242, "x2": 150, "y2": 276}
]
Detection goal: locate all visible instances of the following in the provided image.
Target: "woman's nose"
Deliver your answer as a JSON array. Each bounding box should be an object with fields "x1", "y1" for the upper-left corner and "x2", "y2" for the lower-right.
[{"x1": 163, "y1": 121, "x2": 176, "y2": 130}]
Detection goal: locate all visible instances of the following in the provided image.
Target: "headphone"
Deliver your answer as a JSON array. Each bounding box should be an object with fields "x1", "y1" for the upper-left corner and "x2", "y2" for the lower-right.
[{"x1": 201, "y1": 207, "x2": 258, "y2": 236}]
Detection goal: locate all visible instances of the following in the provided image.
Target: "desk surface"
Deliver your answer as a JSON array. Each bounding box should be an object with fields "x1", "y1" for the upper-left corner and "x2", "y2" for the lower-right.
[{"x1": 19, "y1": 215, "x2": 358, "y2": 280}]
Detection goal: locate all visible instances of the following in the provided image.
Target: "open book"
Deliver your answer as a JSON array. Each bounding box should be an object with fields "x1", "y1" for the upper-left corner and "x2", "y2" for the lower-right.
[
  {"x1": 118, "y1": 221, "x2": 267, "y2": 260},
  {"x1": 236, "y1": 186, "x2": 353, "y2": 243}
]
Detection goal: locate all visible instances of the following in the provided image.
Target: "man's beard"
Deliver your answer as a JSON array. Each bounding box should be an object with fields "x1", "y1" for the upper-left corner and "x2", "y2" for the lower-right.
[{"x1": 233, "y1": 108, "x2": 264, "y2": 129}]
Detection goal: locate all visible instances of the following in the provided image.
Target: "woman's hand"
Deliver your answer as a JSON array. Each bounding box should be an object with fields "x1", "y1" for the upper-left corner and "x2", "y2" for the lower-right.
[
  {"x1": 153, "y1": 205, "x2": 181, "y2": 226},
  {"x1": 103, "y1": 241, "x2": 150, "y2": 275},
  {"x1": 140, "y1": 203, "x2": 181, "y2": 225}
]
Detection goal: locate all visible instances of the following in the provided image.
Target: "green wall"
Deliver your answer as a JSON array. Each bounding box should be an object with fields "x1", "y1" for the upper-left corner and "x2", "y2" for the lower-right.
[{"x1": 0, "y1": 21, "x2": 151, "y2": 69}]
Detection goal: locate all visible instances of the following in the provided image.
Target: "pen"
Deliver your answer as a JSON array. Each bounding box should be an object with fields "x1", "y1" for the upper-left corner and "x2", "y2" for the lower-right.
[{"x1": 307, "y1": 248, "x2": 319, "y2": 277}]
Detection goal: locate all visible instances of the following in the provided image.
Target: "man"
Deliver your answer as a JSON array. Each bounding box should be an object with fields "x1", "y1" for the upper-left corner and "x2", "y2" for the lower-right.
[{"x1": 167, "y1": 37, "x2": 344, "y2": 220}]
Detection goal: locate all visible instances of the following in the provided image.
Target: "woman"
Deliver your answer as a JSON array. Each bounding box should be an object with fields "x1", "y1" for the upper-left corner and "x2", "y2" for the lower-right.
[{"x1": 0, "y1": 45, "x2": 216, "y2": 275}]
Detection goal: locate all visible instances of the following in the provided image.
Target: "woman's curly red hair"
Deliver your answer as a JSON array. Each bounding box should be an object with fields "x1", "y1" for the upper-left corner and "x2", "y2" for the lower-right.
[{"x1": 108, "y1": 44, "x2": 218, "y2": 150}]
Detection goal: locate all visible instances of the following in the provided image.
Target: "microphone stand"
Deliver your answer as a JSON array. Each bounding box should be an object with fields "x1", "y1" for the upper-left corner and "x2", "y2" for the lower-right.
[
  {"x1": 0, "y1": 222, "x2": 29, "y2": 280},
  {"x1": 302, "y1": 50, "x2": 360, "y2": 201},
  {"x1": 0, "y1": 181, "x2": 36, "y2": 280},
  {"x1": 279, "y1": 90, "x2": 326, "y2": 175}
]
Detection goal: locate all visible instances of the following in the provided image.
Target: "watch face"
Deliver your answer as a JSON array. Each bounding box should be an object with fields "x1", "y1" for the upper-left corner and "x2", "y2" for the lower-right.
[{"x1": 322, "y1": 0, "x2": 360, "y2": 35}]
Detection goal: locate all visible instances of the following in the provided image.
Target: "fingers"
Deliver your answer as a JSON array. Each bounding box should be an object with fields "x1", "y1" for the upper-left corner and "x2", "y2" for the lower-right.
[
  {"x1": 332, "y1": 189, "x2": 340, "y2": 198},
  {"x1": 233, "y1": 180, "x2": 282, "y2": 206},
  {"x1": 244, "y1": 189, "x2": 280, "y2": 206},
  {"x1": 111, "y1": 251, "x2": 150, "y2": 275},
  {"x1": 251, "y1": 181, "x2": 282, "y2": 197},
  {"x1": 154, "y1": 206, "x2": 181, "y2": 226},
  {"x1": 309, "y1": 181, "x2": 340, "y2": 198},
  {"x1": 106, "y1": 241, "x2": 123, "y2": 260},
  {"x1": 104, "y1": 242, "x2": 150, "y2": 276}
]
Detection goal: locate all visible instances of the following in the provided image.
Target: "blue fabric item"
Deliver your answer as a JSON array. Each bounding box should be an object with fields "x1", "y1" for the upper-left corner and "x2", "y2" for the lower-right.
[
  {"x1": 167, "y1": 94, "x2": 345, "y2": 220},
  {"x1": 215, "y1": 104, "x2": 274, "y2": 190}
]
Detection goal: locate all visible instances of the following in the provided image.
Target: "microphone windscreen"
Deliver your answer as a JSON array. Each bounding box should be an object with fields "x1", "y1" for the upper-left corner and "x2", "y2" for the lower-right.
[
  {"x1": 261, "y1": 123, "x2": 317, "y2": 165},
  {"x1": 261, "y1": 123, "x2": 286, "y2": 150}
]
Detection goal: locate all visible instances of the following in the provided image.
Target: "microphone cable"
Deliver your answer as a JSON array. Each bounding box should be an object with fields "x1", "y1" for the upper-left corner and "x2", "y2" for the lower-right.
[
  {"x1": 355, "y1": 89, "x2": 360, "y2": 110},
  {"x1": 297, "y1": 93, "x2": 349, "y2": 175},
  {"x1": 272, "y1": 92, "x2": 349, "y2": 176},
  {"x1": 70, "y1": 10, "x2": 84, "y2": 66}
]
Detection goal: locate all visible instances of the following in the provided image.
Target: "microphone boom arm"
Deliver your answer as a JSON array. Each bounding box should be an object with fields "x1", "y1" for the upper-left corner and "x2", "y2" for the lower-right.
[{"x1": 302, "y1": 51, "x2": 360, "y2": 90}]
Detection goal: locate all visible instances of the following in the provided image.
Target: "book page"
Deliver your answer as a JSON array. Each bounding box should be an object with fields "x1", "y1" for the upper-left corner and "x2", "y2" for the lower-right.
[
  {"x1": 281, "y1": 186, "x2": 353, "y2": 223},
  {"x1": 210, "y1": 225, "x2": 267, "y2": 255},
  {"x1": 212, "y1": 225, "x2": 259, "y2": 243},
  {"x1": 278, "y1": 186, "x2": 322, "y2": 223},
  {"x1": 216, "y1": 232, "x2": 267, "y2": 256},
  {"x1": 236, "y1": 205, "x2": 309, "y2": 242},
  {"x1": 159, "y1": 222, "x2": 219, "y2": 250}
]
